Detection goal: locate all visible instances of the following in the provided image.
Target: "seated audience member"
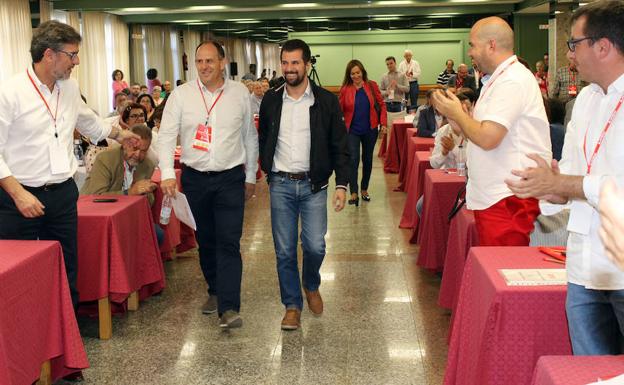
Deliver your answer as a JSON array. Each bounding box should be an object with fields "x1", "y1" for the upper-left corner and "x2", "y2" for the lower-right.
[
  {"x1": 163, "y1": 80, "x2": 172, "y2": 96},
  {"x1": 413, "y1": 89, "x2": 434, "y2": 128},
  {"x1": 152, "y1": 86, "x2": 163, "y2": 106},
  {"x1": 137, "y1": 94, "x2": 156, "y2": 120},
  {"x1": 535, "y1": 60, "x2": 549, "y2": 97},
  {"x1": 447, "y1": 64, "x2": 477, "y2": 94},
  {"x1": 129, "y1": 83, "x2": 141, "y2": 102},
  {"x1": 148, "y1": 106, "x2": 163, "y2": 132},
  {"x1": 147, "y1": 68, "x2": 162, "y2": 93},
  {"x1": 140, "y1": 84, "x2": 148, "y2": 94},
  {"x1": 415, "y1": 97, "x2": 446, "y2": 138},
  {"x1": 260, "y1": 78, "x2": 270, "y2": 94},
  {"x1": 81, "y1": 124, "x2": 164, "y2": 244},
  {"x1": 112, "y1": 69, "x2": 129, "y2": 110},
  {"x1": 545, "y1": 98, "x2": 565, "y2": 161},
  {"x1": 436, "y1": 59, "x2": 456, "y2": 86},
  {"x1": 107, "y1": 92, "x2": 128, "y2": 118},
  {"x1": 242, "y1": 79, "x2": 254, "y2": 93},
  {"x1": 250, "y1": 81, "x2": 263, "y2": 116}
]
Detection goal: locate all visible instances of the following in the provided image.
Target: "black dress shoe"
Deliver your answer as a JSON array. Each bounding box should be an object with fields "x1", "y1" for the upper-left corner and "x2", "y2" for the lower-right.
[
  {"x1": 62, "y1": 371, "x2": 85, "y2": 382},
  {"x1": 361, "y1": 193, "x2": 371, "y2": 202},
  {"x1": 348, "y1": 197, "x2": 359, "y2": 206}
]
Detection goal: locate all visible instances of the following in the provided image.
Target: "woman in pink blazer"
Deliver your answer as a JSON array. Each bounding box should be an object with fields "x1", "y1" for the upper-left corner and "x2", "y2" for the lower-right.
[
  {"x1": 112, "y1": 69, "x2": 128, "y2": 111},
  {"x1": 339, "y1": 59, "x2": 387, "y2": 206}
]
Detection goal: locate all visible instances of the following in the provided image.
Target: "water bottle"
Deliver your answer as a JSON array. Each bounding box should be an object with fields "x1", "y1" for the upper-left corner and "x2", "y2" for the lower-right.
[
  {"x1": 160, "y1": 195, "x2": 172, "y2": 225},
  {"x1": 73, "y1": 139, "x2": 84, "y2": 166},
  {"x1": 457, "y1": 144, "x2": 466, "y2": 177}
]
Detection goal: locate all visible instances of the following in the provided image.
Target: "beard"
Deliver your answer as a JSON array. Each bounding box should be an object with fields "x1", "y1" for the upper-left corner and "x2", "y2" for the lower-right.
[{"x1": 284, "y1": 71, "x2": 306, "y2": 87}]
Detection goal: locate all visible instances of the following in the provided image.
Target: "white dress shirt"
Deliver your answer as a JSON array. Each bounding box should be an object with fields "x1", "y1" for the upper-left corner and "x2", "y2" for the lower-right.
[
  {"x1": 158, "y1": 78, "x2": 258, "y2": 184},
  {"x1": 541, "y1": 74, "x2": 624, "y2": 290},
  {"x1": 0, "y1": 68, "x2": 111, "y2": 187},
  {"x1": 250, "y1": 94, "x2": 262, "y2": 116},
  {"x1": 468, "y1": 55, "x2": 552, "y2": 210},
  {"x1": 272, "y1": 81, "x2": 315, "y2": 173},
  {"x1": 430, "y1": 124, "x2": 464, "y2": 169},
  {"x1": 398, "y1": 59, "x2": 422, "y2": 82}
]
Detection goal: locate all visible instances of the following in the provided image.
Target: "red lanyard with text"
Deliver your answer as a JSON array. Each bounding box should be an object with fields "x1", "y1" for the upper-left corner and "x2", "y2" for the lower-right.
[
  {"x1": 569, "y1": 69, "x2": 576, "y2": 83},
  {"x1": 583, "y1": 94, "x2": 624, "y2": 174},
  {"x1": 476, "y1": 60, "x2": 517, "y2": 104},
  {"x1": 27, "y1": 69, "x2": 60, "y2": 137},
  {"x1": 197, "y1": 80, "x2": 224, "y2": 124}
]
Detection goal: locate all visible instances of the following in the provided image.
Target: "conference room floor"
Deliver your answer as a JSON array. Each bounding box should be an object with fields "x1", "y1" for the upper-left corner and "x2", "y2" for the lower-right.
[{"x1": 70, "y1": 142, "x2": 450, "y2": 385}]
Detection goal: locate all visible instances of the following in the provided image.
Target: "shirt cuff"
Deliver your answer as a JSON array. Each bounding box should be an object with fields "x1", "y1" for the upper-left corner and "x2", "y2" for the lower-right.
[
  {"x1": 480, "y1": 114, "x2": 511, "y2": 131},
  {"x1": 583, "y1": 174, "x2": 602, "y2": 209},
  {"x1": 539, "y1": 199, "x2": 568, "y2": 216},
  {"x1": 161, "y1": 167, "x2": 177, "y2": 181}
]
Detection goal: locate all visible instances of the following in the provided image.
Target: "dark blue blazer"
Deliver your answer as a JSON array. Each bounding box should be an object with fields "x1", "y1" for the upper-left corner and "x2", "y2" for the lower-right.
[{"x1": 416, "y1": 106, "x2": 437, "y2": 138}]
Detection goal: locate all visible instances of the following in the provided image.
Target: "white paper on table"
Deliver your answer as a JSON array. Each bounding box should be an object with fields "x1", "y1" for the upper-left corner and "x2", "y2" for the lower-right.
[
  {"x1": 171, "y1": 191, "x2": 197, "y2": 230},
  {"x1": 404, "y1": 114, "x2": 416, "y2": 123},
  {"x1": 585, "y1": 373, "x2": 624, "y2": 384},
  {"x1": 498, "y1": 269, "x2": 567, "y2": 286}
]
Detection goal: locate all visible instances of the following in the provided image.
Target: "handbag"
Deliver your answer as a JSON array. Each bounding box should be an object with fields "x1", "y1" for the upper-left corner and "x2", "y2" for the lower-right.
[{"x1": 368, "y1": 82, "x2": 382, "y2": 125}]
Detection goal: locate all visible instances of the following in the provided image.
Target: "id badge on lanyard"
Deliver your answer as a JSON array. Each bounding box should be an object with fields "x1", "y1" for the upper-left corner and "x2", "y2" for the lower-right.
[
  {"x1": 193, "y1": 80, "x2": 223, "y2": 153},
  {"x1": 568, "y1": 84, "x2": 578, "y2": 97}
]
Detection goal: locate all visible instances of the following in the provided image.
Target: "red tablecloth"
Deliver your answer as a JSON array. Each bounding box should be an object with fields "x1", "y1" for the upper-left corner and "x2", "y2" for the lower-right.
[
  {"x1": 77, "y1": 195, "x2": 166, "y2": 304},
  {"x1": 378, "y1": 131, "x2": 388, "y2": 158},
  {"x1": 438, "y1": 208, "x2": 479, "y2": 311},
  {"x1": 383, "y1": 120, "x2": 411, "y2": 173},
  {"x1": 0, "y1": 241, "x2": 88, "y2": 384},
  {"x1": 444, "y1": 247, "x2": 571, "y2": 385},
  {"x1": 396, "y1": 127, "x2": 417, "y2": 189},
  {"x1": 399, "y1": 151, "x2": 432, "y2": 229},
  {"x1": 531, "y1": 355, "x2": 624, "y2": 385},
  {"x1": 151, "y1": 169, "x2": 197, "y2": 259},
  {"x1": 413, "y1": 170, "x2": 466, "y2": 271}
]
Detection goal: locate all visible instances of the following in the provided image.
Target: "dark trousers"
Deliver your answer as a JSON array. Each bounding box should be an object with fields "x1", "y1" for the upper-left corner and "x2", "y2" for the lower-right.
[
  {"x1": 181, "y1": 165, "x2": 245, "y2": 314},
  {"x1": 348, "y1": 129, "x2": 378, "y2": 195},
  {"x1": 409, "y1": 80, "x2": 420, "y2": 110},
  {"x1": 386, "y1": 101, "x2": 403, "y2": 113},
  {"x1": 0, "y1": 179, "x2": 80, "y2": 308}
]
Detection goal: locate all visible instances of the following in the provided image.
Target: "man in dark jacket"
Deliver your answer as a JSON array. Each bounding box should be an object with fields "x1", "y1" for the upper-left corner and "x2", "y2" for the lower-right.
[{"x1": 259, "y1": 39, "x2": 350, "y2": 331}]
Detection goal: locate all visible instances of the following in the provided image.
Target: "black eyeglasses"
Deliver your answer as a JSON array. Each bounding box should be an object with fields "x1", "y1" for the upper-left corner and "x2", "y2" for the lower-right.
[
  {"x1": 566, "y1": 36, "x2": 594, "y2": 52},
  {"x1": 128, "y1": 113, "x2": 144, "y2": 120},
  {"x1": 56, "y1": 49, "x2": 79, "y2": 61}
]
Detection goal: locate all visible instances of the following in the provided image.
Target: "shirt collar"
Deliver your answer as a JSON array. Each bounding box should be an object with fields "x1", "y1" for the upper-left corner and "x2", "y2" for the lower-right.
[
  {"x1": 491, "y1": 55, "x2": 517, "y2": 77},
  {"x1": 283, "y1": 80, "x2": 312, "y2": 101},
  {"x1": 199, "y1": 78, "x2": 226, "y2": 94},
  {"x1": 28, "y1": 65, "x2": 60, "y2": 93},
  {"x1": 589, "y1": 73, "x2": 624, "y2": 96}
]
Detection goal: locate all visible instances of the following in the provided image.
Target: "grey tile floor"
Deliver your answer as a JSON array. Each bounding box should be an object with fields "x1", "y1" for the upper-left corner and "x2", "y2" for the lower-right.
[{"x1": 68, "y1": 143, "x2": 450, "y2": 385}]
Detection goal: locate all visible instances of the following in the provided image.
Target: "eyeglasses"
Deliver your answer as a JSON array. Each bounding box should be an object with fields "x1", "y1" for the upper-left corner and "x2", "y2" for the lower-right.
[
  {"x1": 128, "y1": 114, "x2": 144, "y2": 119},
  {"x1": 566, "y1": 36, "x2": 594, "y2": 52},
  {"x1": 56, "y1": 49, "x2": 79, "y2": 61}
]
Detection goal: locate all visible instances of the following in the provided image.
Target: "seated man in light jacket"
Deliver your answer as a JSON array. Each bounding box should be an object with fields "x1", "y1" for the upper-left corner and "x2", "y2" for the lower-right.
[{"x1": 80, "y1": 124, "x2": 163, "y2": 243}]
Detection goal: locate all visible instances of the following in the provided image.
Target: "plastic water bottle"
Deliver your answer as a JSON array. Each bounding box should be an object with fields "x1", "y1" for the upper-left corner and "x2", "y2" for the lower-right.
[
  {"x1": 160, "y1": 196, "x2": 172, "y2": 225},
  {"x1": 457, "y1": 144, "x2": 466, "y2": 177},
  {"x1": 73, "y1": 139, "x2": 84, "y2": 166}
]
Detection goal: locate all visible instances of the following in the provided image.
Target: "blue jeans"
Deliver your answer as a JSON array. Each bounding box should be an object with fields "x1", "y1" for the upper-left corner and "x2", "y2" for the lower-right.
[
  {"x1": 269, "y1": 174, "x2": 328, "y2": 310},
  {"x1": 409, "y1": 80, "x2": 419, "y2": 110},
  {"x1": 566, "y1": 282, "x2": 624, "y2": 355}
]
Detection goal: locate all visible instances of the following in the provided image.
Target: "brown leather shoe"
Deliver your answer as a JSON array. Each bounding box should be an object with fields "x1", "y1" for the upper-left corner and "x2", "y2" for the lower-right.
[
  {"x1": 281, "y1": 308, "x2": 301, "y2": 330},
  {"x1": 304, "y1": 288, "x2": 323, "y2": 315}
]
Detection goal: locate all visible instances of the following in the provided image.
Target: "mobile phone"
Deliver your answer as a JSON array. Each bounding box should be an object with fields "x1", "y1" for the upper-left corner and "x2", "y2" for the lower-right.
[{"x1": 93, "y1": 198, "x2": 118, "y2": 203}]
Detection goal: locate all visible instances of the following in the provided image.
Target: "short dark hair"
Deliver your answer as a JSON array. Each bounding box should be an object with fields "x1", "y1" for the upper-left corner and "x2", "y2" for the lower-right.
[
  {"x1": 546, "y1": 98, "x2": 565, "y2": 124},
  {"x1": 385, "y1": 56, "x2": 396, "y2": 63},
  {"x1": 129, "y1": 123, "x2": 152, "y2": 141},
  {"x1": 342, "y1": 59, "x2": 368, "y2": 86},
  {"x1": 114, "y1": 92, "x2": 127, "y2": 100},
  {"x1": 195, "y1": 40, "x2": 225, "y2": 59},
  {"x1": 30, "y1": 20, "x2": 81, "y2": 63},
  {"x1": 572, "y1": 0, "x2": 624, "y2": 55},
  {"x1": 446, "y1": 59, "x2": 454, "y2": 66},
  {"x1": 112, "y1": 69, "x2": 124, "y2": 81},
  {"x1": 131, "y1": 82, "x2": 140, "y2": 87},
  {"x1": 280, "y1": 39, "x2": 311, "y2": 63},
  {"x1": 146, "y1": 68, "x2": 158, "y2": 80},
  {"x1": 457, "y1": 88, "x2": 477, "y2": 105},
  {"x1": 122, "y1": 103, "x2": 147, "y2": 123},
  {"x1": 136, "y1": 94, "x2": 156, "y2": 110}
]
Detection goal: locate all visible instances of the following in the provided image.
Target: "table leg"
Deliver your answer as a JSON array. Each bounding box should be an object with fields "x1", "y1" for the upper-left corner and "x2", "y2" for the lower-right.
[
  {"x1": 98, "y1": 297, "x2": 112, "y2": 340},
  {"x1": 36, "y1": 360, "x2": 51, "y2": 385},
  {"x1": 128, "y1": 291, "x2": 139, "y2": 311}
]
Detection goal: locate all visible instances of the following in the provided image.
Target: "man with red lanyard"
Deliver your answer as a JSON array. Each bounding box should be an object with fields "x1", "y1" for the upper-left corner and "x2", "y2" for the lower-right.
[
  {"x1": 551, "y1": 60, "x2": 584, "y2": 102},
  {"x1": 158, "y1": 40, "x2": 258, "y2": 329},
  {"x1": 507, "y1": 0, "x2": 624, "y2": 355},
  {"x1": 432, "y1": 16, "x2": 551, "y2": 246},
  {"x1": 0, "y1": 21, "x2": 136, "y2": 310}
]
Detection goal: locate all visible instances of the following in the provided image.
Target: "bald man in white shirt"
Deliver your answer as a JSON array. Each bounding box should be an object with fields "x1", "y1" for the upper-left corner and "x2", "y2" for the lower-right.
[
  {"x1": 432, "y1": 16, "x2": 551, "y2": 247},
  {"x1": 506, "y1": 0, "x2": 624, "y2": 355},
  {"x1": 0, "y1": 21, "x2": 136, "y2": 310}
]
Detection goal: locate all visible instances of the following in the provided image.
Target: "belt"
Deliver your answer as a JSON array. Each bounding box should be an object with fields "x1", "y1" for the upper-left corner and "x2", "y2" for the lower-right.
[
  {"x1": 184, "y1": 164, "x2": 243, "y2": 176},
  {"x1": 386, "y1": 101, "x2": 402, "y2": 105},
  {"x1": 24, "y1": 178, "x2": 73, "y2": 192},
  {"x1": 274, "y1": 171, "x2": 310, "y2": 181}
]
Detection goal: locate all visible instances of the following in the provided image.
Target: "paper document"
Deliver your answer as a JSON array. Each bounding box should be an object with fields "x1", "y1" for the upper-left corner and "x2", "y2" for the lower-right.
[
  {"x1": 585, "y1": 373, "x2": 624, "y2": 384},
  {"x1": 499, "y1": 269, "x2": 567, "y2": 286},
  {"x1": 171, "y1": 191, "x2": 197, "y2": 230},
  {"x1": 404, "y1": 114, "x2": 416, "y2": 123}
]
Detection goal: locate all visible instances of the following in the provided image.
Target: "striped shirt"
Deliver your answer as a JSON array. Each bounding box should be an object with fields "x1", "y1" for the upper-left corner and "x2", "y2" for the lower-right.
[{"x1": 436, "y1": 69, "x2": 456, "y2": 85}]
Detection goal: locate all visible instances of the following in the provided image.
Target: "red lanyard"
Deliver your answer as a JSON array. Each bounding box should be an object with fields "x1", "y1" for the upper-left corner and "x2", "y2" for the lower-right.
[
  {"x1": 197, "y1": 80, "x2": 224, "y2": 123},
  {"x1": 583, "y1": 94, "x2": 624, "y2": 174},
  {"x1": 477, "y1": 59, "x2": 517, "y2": 104},
  {"x1": 27, "y1": 69, "x2": 60, "y2": 136},
  {"x1": 569, "y1": 68, "x2": 576, "y2": 83}
]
